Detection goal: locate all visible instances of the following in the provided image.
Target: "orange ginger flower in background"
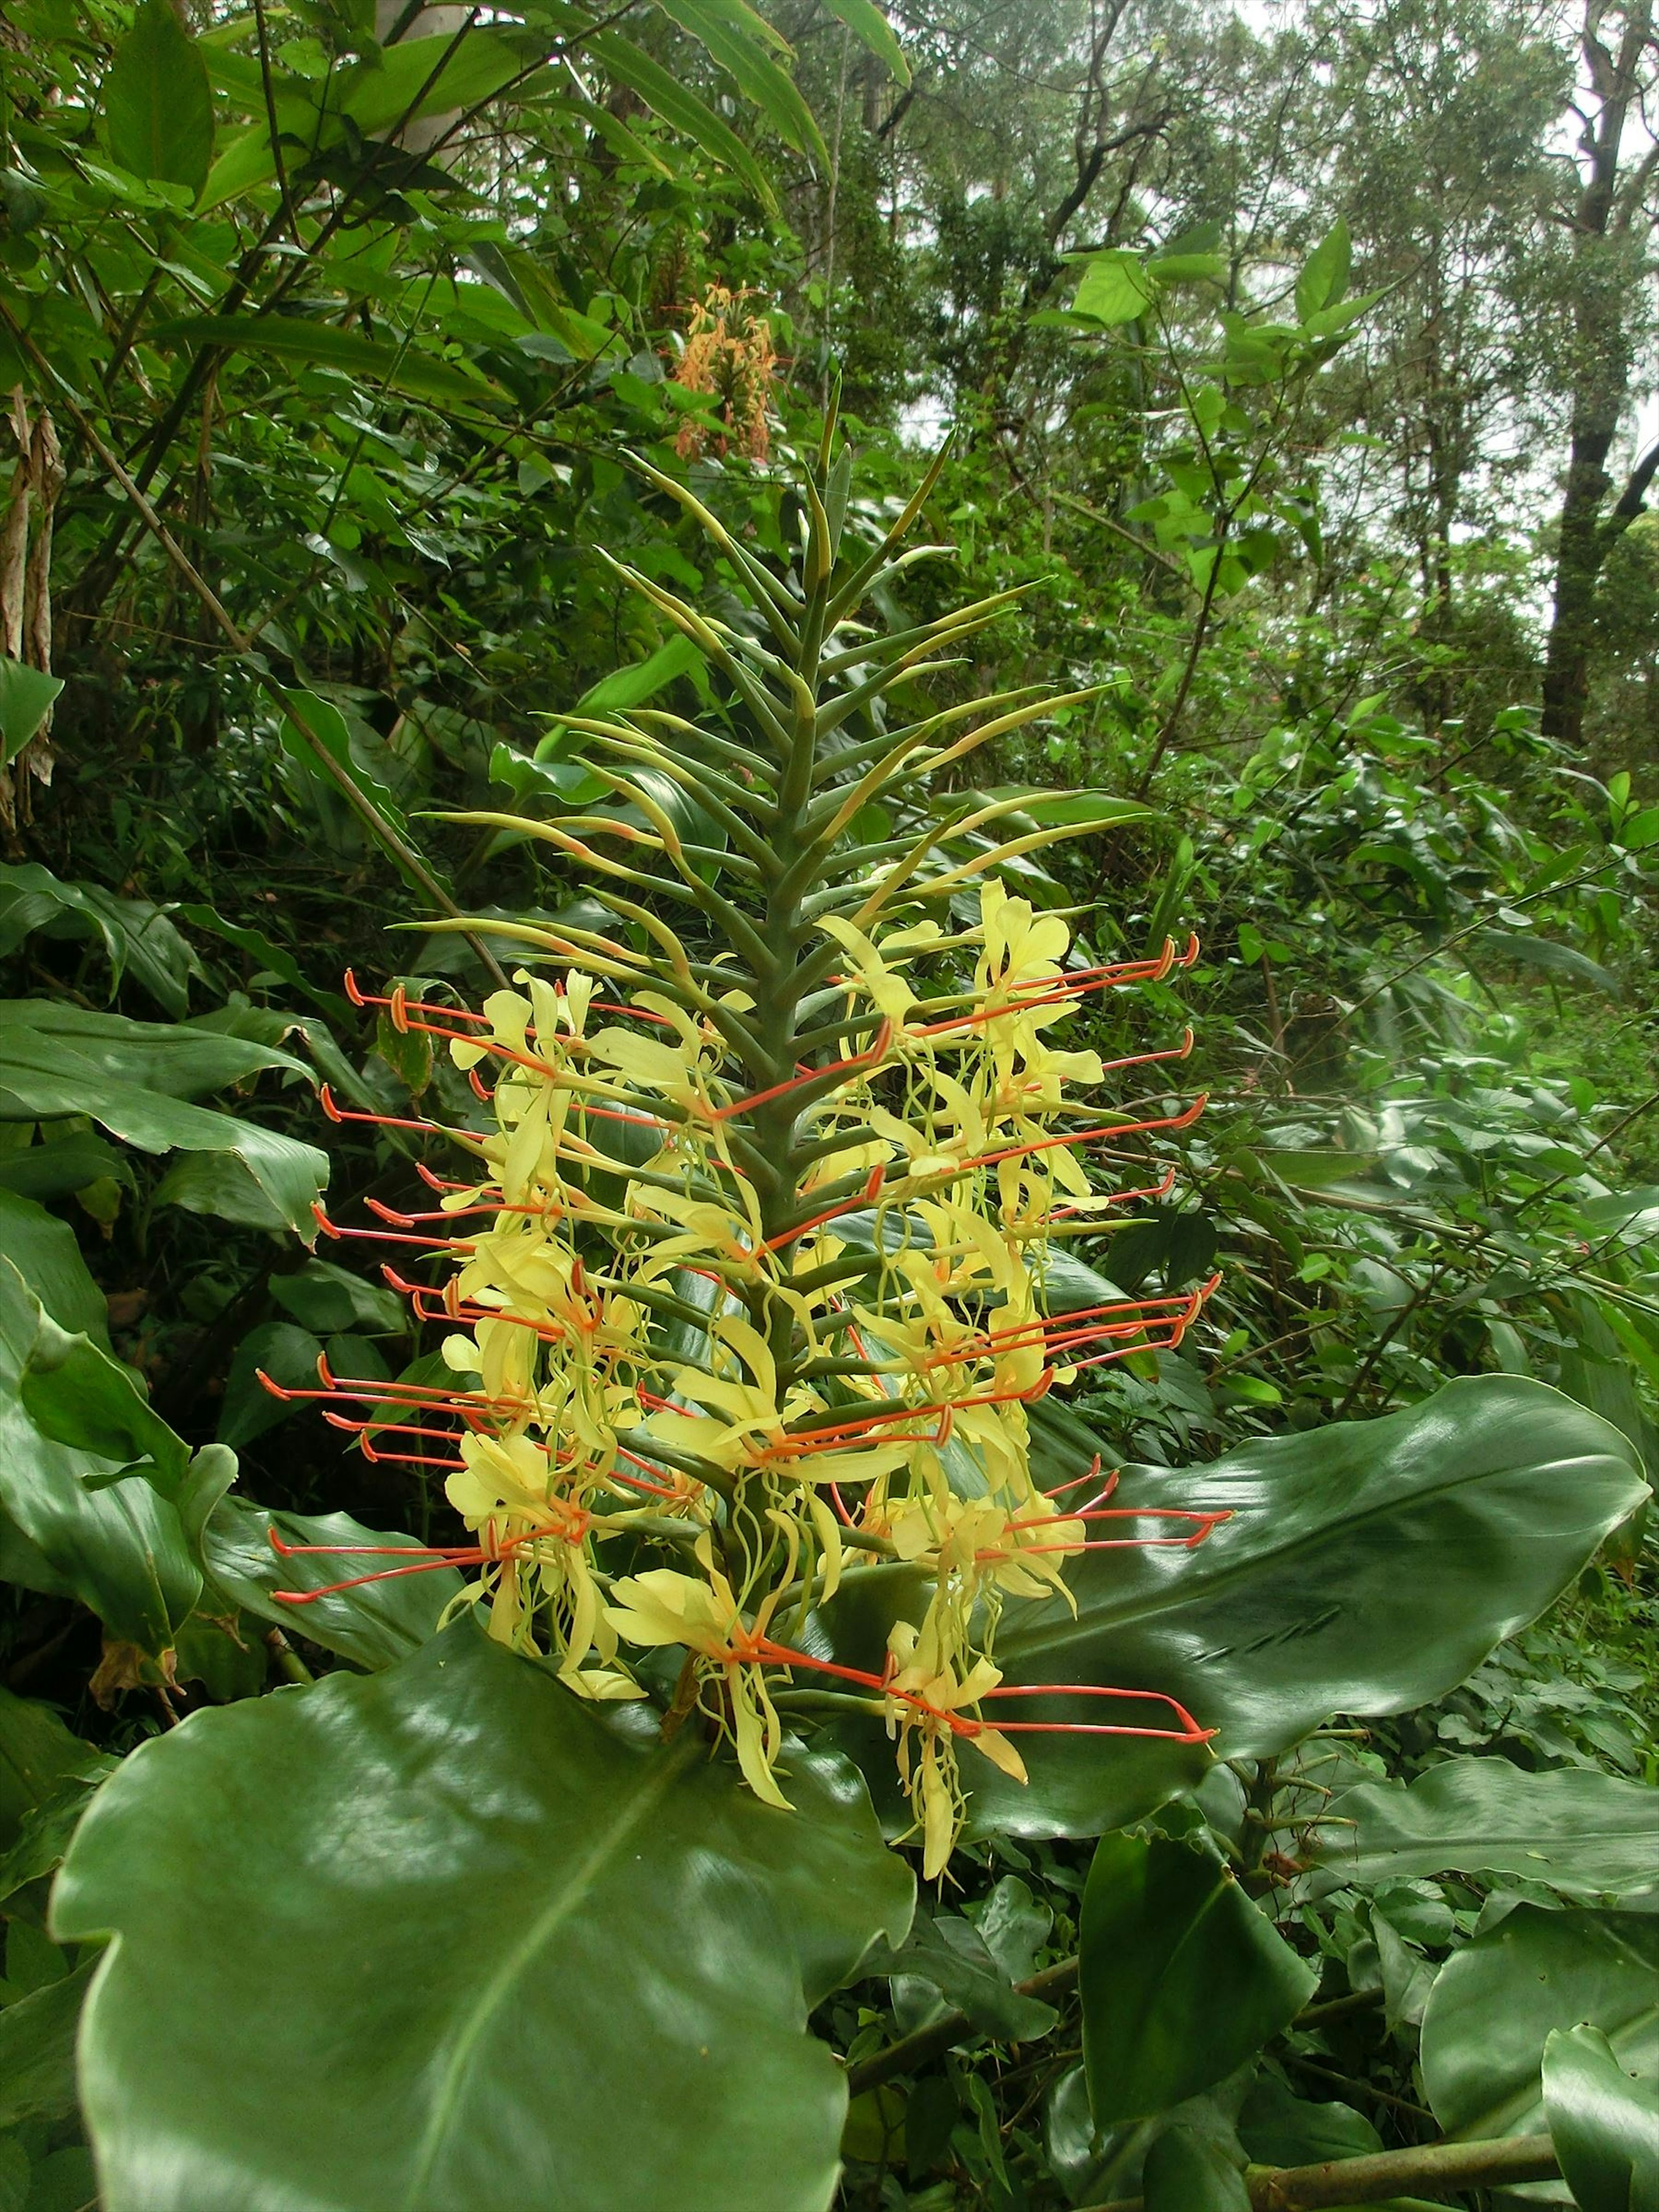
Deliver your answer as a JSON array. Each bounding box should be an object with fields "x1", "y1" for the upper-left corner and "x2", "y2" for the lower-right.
[{"x1": 671, "y1": 285, "x2": 777, "y2": 461}]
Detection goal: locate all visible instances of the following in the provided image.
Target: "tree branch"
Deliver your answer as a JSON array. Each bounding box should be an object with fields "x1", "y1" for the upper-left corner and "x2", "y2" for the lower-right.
[{"x1": 1079, "y1": 2133, "x2": 1560, "y2": 2212}]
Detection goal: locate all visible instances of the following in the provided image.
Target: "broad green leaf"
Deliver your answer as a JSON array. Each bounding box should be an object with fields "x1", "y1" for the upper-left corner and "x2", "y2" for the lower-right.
[
  {"x1": 102, "y1": 0, "x2": 214, "y2": 192},
  {"x1": 1072, "y1": 251, "x2": 1154, "y2": 326},
  {"x1": 1311, "y1": 1758, "x2": 1659, "y2": 1903},
  {"x1": 19, "y1": 1308, "x2": 190, "y2": 1495},
  {"x1": 1141, "y1": 2126, "x2": 1251, "y2": 2212},
  {"x1": 0, "y1": 1189, "x2": 108, "y2": 1345},
  {"x1": 201, "y1": 1495, "x2": 465, "y2": 1666},
  {"x1": 1421, "y1": 1907, "x2": 1659, "y2": 2173},
  {"x1": 1237, "y1": 2075, "x2": 1380, "y2": 2167},
  {"x1": 0, "y1": 658, "x2": 62, "y2": 765},
  {"x1": 200, "y1": 28, "x2": 531, "y2": 207},
  {"x1": 152, "y1": 1150, "x2": 295, "y2": 1231},
  {"x1": 0, "y1": 862, "x2": 201, "y2": 1015},
  {"x1": 175, "y1": 903, "x2": 351, "y2": 1023},
  {"x1": 1479, "y1": 929, "x2": 1622, "y2": 998},
  {"x1": 0, "y1": 1961, "x2": 96, "y2": 2129},
  {"x1": 0, "y1": 1131, "x2": 131, "y2": 1207},
  {"x1": 1081, "y1": 1833, "x2": 1316, "y2": 2123},
  {"x1": 814, "y1": 1378, "x2": 1645, "y2": 1839},
  {"x1": 1543, "y1": 2024, "x2": 1659, "y2": 2211},
  {"x1": 0, "y1": 1260, "x2": 200, "y2": 1653},
  {"x1": 0, "y1": 1688, "x2": 105, "y2": 1856},
  {"x1": 865, "y1": 1909, "x2": 1058, "y2": 2040},
  {"x1": 591, "y1": 30, "x2": 780, "y2": 210},
  {"x1": 269, "y1": 1258, "x2": 406, "y2": 1336},
  {"x1": 150, "y1": 318, "x2": 505, "y2": 411},
  {"x1": 55, "y1": 1625, "x2": 912, "y2": 2212},
  {"x1": 1295, "y1": 218, "x2": 1351, "y2": 323},
  {"x1": 0, "y1": 1008, "x2": 327, "y2": 1238}
]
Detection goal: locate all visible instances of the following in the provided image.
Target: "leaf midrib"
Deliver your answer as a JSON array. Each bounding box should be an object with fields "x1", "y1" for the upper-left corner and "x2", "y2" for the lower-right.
[{"x1": 400, "y1": 1730, "x2": 696, "y2": 2207}]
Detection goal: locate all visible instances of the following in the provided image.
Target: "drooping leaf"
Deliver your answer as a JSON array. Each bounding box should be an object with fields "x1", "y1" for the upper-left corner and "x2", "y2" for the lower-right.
[
  {"x1": 0, "y1": 863, "x2": 201, "y2": 1015},
  {"x1": 0, "y1": 1006, "x2": 327, "y2": 1239},
  {"x1": 0, "y1": 1260, "x2": 200, "y2": 1653},
  {"x1": 0, "y1": 1688, "x2": 105, "y2": 1856},
  {"x1": 0, "y1": 1961, "x2": 96, "y2": 2129},
  {"x1": 103, "y1": 0, "x2": 214, "y2": 192},
  {"x1": 815, "y1": 0, "x2": 909, "y2": 82},
  {"x1": 590, "y1": 32, "x2": 781, "y2": 211},
  {"x1": 56, "y1": 1625, "x2": 912, "y2": 2212},
  {"x1": 652, "y1": 0, "x2": 827, "y2": 162},
  {"x1": 1311, "y1": 1759, "x2": 1659, "y2": 1904},
  {"x1": 0, "y1": 1131, "x2": 132, "y2": 1208},
  {"x1": 0, "y1": 1189, "x2": 108, "y2": 1345},
  {"x1": 1421, "y1": 1906, "x2": 1659, "y2": 2173},
  {"x1": 1543, "y1": 2023, "x2": 1659, "y2": 2212},
  {"x1": 1080, "y1": 1832, "x2": 1316, "y2": 2125}
]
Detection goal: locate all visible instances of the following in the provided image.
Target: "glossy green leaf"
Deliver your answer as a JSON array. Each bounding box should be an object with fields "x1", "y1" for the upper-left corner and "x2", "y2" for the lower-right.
[
  {"x1": 590, "y1": 34, "x2": 780, "y2": 211},
  {"x1": 1081, "y1": 1833, "x2": 1316, "y2": 2123},
  {"x1": 19, "y1": 1311, "x2": 189, "y2": 1495},
  {"x1": 1311, "y1": 1758, "x2": 1659, "y2": 1903},
  {"x1": 866, "y1": 1909, "x2": 1058, "y2": 2041},
  {"x1": 0, "y1": 1688, "x2": 105, "y2": 1856},
  {"x1": 0, "y1": 658, "x2": 62, "y2": 765},
  {"x1": 819, "y1": 1379, "x2": 1643, "y2": 1840},
  {"x1": 1543, "y1": 2023, "x2": 1659, "y2": 2211},
  {"x1": 0, "y1": 1007, "x2": 326, "y2": 1239},
  {"x1": 103, "y1": 0, "x2": 213, "y2": 191},
  {"x1": 1421, "y1": 1907, "x2": 1659, "y2": 2165},
  {"x1": 0, "y1": 1131, "x2": 131, "y2": 1207},
  {"x1": 151, "y1": 318, "x2": 506, "y2": 411},
  {"x1": 56, "y1": 1625, "x2": 912, "y2": 2212},
  {"x1": 0, "y1": 1189, "x2": 108, "y2": 1345},
  {"x1": 976, "y1": 1378, "x2": 1645, "y2": 1835},
  {"x1": 0, "y1": 1261, "x2": 200, "y2": 1653},
  {"x1": 0, "y1": 1001, "x2": 308, "y2": 1099},
  {"x1": 1141, "y1": 2125, "x2": 1251, "y2": 2212},
  {"x1": 0, "y1": 1961, "x2": 96, "y2": 2129},
  {"x1": 0, "y1": 863, "x2": 201, "y2": 1015},
  {"x1": 200, "y1": 1495, "x2": 467, "y2": 1667}
]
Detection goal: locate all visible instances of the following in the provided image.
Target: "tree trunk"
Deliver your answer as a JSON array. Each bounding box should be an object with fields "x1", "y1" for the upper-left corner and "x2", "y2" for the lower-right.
[{"x1": 1539, "y1": 0, "x2": 1654, "y2": 747}]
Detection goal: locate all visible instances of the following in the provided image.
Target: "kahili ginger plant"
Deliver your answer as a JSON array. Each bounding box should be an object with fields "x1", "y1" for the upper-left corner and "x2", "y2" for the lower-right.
[{"x1": 276, "y1": 415, "x2": 1222, "y2": 1876}]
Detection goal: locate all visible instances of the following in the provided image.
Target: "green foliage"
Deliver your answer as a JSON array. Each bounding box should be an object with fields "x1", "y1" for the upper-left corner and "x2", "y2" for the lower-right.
[{"x1": 0, "y1": 0, "x2": 1655, "y2": 2201}]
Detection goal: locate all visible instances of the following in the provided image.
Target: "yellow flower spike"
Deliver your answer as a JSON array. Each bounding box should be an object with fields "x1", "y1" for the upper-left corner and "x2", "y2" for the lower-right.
[{"x1": 292, "y1": 449, "x2": 1211, "y2": 1864}]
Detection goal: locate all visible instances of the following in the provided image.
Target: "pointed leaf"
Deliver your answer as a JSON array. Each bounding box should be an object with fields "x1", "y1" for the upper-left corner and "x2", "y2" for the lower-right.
[
  {"x1": 103, "y1": 0, "x2": 214, "y2": 192},
  {"x1": 1310, "y1": 1759, "x2": 1659, "y2": 1904},
  {"x1": 1422, "y1": 1907, "x2": 1659, "y2": 2153},
  {"x1": 814, "y1": 1379, "x2": 1645, "y2": 1841},
  {"x1": 1081, "y1": 1833, "x2": 1316, "y2": 2123},
  {"x1": 1544, "y1": 2023, "x2": 1659, "y2": 2212}
]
